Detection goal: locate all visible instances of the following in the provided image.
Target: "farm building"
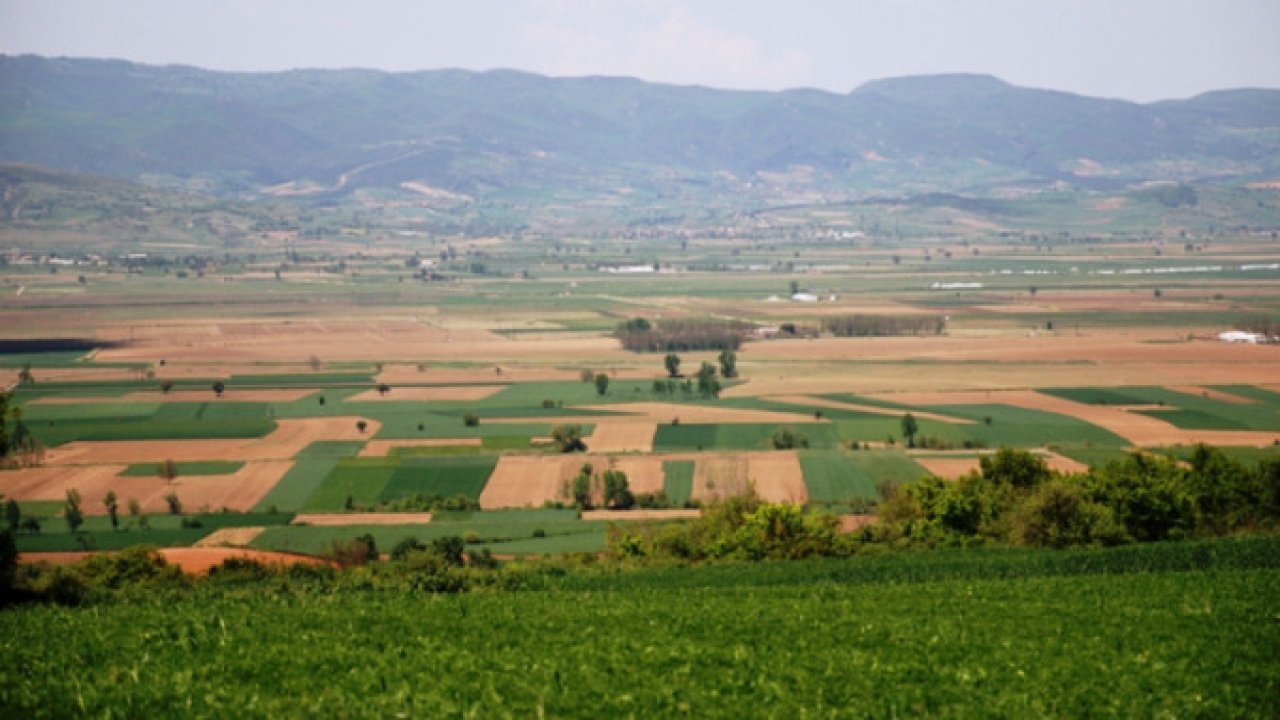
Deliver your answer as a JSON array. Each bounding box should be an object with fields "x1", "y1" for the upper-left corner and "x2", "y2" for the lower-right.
[{"x1": 1217, "y1": 330, "x2": 1268, "y2": 344}]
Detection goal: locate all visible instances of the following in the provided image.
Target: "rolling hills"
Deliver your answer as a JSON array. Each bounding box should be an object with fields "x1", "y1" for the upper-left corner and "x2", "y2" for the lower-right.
[{"x1": 2, "y1": 54, "x2": 1278, "y2": 207}]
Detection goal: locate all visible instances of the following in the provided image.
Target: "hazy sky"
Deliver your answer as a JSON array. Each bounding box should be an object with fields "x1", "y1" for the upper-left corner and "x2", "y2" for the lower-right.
[{"x1": 2, "y1": 0, "x2": 1277, "y2": 101}]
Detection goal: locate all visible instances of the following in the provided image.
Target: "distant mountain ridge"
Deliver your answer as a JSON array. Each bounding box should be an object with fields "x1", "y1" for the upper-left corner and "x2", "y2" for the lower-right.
[{"x1": 2, "y1": 55, "x2": 1278, "y2": 203}]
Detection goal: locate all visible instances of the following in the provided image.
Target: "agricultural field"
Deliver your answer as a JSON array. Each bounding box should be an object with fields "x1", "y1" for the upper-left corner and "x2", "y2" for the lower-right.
[
  {"x1": 1, "y1": 537, "x2": 1276, "y2": 717},
  {"x1": 3, "y1": 191, "x2": 1280, "y2": 562}
]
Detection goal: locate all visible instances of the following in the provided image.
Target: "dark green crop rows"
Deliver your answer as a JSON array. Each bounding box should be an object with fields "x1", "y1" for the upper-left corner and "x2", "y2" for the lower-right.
[{"x1": 2, "y1": 539, "x2": 1276, "y2": 717}]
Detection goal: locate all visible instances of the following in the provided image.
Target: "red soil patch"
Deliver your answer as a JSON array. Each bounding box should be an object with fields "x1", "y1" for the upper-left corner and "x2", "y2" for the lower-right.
[
  {"x1": 358, "y1": 438, "x2": 481, "y2": 458},
  {"x1": 44, "y1": 416, "x2": 379, "y2": 465},
  {"x1": 838, "y1": 514, "x2": 876, "y2": 533},
  {"x1": 291, "y1": 513, "x2": 433, "y2": 526}
]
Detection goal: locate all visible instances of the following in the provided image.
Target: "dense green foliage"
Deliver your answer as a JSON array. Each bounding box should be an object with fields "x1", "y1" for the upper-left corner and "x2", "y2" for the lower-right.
[{"x1": 615, "y1": 317, "x2": 751, "y2": 353}]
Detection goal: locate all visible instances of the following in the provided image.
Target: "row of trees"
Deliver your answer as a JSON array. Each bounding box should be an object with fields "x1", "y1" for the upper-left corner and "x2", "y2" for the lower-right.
[
  {"x1": 821, "y1": 315, "x2": 946, "y2": 337},
  {"x1": 616, "y1": 317, "x2": 751, "y2": 353}
]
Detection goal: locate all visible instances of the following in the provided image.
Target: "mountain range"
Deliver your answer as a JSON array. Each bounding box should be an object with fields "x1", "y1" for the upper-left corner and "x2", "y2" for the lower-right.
[{"x1": 2, "y1": 55, "x2": 1278, "y2": 207}]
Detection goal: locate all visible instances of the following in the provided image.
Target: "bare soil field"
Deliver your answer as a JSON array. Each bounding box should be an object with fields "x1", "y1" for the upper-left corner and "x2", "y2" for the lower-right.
[
  {"x1": 690, "y1": 451, "x2": 806, "y2": 504},
  {"x1": 873, "y1": 390, "x2": 1280, "y2": 447},
  {"x1": 480, "y1": 455, "x2": 569, "y2": 508},
  {"x1": 44, "y1": 417, "x2": 379, "y2": 465},
  {"x1": 3, "y1": 460, "x2": 293, "y2": 515},
  {"x1": 913, "y1": 451, "x2": 1088, "y2": 479},
  {"x1": 291, "y1": 513, "x2": 434, "y2": 526},
  {"x1": 357, "y1": 438, "x2": 482, "y2": 458},
  {"x1": 586, "y1": 422, "x2": 656, "y2": 453},
  {"x1": 30, "y1": 389, "x2": 317, "y2": 405},
  {"x1": 194, "y1": 526, "x2": 266, "y2": 547},
  {"x1": 94, "y1": 317, "x2": 502, "y2": 363},
  {"x1": 580, "y1": 509, "x2": 702, "y2": 521},
  {"x1": 347, "y1": 386, "x2": 505, "y2": 402},
  {"x1": 479, "y1": 454, "x2": 667, "y2": 508},
  {"x1": 768, "y1": 395, "x2": 972, "y2": 424}
]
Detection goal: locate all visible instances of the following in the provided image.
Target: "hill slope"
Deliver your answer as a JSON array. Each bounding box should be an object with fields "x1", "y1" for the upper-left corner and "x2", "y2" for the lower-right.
[{"x1": 2, "y1": 55, "x2": 1278, "y2": 204}]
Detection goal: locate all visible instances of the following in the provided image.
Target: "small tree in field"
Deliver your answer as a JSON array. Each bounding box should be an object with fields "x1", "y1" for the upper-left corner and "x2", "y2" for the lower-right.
[
  {"x1": 64, "y1": 489, "x2": 83, "y2": 534},
  {"x1": 159, "y1": 380, "x2": 174, "y2": 395},
  {"x1": 212, "y1": 381, "x2": 226, "y2": 398},
  {"x1": 463, "y1": 411, "x2": 480, "y2": 427},
  {"x1": 718, "y1": 350, "x2": 738, "y2": 379},
  {"x1": 164, "y1": 492, "x2": 183, "y2": 515},
  {"x1": 594, "y1": 373, "x2": 610, "y2": 396},
  {"x1": 103, "y1": 491, "x2": 119, "y2": 530},
  {"x1": 901, "y1": 413, "x2": 919, "y2": 449},
  {"x1": 356, "y1": 420, "x2": 368, "y2": 433},
  {"x1": 377, "y1": 384, "x2": 390, "y2": 396},
  {"x1": 158, "y1": 459, "x2": 179, "y2": 482},
  {"x1": 550, "y1": 424, "x2": 587, "y2": 453},
  {"x1": 128, "y1": 497, "x2": 148, "y2": 529},
  {"x1": 664, "y1": 353, "x2": 681, "y2": 377}
]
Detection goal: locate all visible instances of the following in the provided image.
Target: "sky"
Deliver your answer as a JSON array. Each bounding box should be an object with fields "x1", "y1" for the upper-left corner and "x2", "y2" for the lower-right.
[{"x1": 1, "y1": 0, "x2": 1278, "y2": 102}]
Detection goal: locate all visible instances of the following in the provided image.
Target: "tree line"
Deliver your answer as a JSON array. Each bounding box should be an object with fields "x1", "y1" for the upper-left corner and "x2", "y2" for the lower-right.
[
  {"x1": 821, "y1": 314, "x2": 946, "y2": 337},
  {"x1": 615, "y1": 317, "x2": 751, "y2": 352}
]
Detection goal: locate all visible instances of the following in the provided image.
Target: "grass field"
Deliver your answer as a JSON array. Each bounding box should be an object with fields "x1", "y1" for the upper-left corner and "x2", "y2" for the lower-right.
[
  {"x1": 662, "y1": 460, "x2": 695, "y2": 505},
  {"x1": 799, "y1": 450, "x2": 926, "y2": 502},
  {"x1": 120, "y1": 461, "x2": 245, "y2": 477},
  {"x1": 653, "y1": 423, "x2": 841, "y2": 451},
  {"x1": 251, "y1": 441, "x2": 366, "y2": 512},
  {"x1": 1043, "y1": 385, "x2": 1280, "y2": 431},
  {"x1": 21, "y1": 401, "x2": 277, "y2": 446},
  {"x1": 3, "y1": 537, "x2": 1275, "y2": 717},
  {"x1": 381, "y1": 456, "x2": 497, "y2": 502}
]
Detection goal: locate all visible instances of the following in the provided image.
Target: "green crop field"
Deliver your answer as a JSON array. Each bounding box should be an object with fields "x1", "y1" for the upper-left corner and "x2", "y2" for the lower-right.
[
  {"x1": 662, "y1": 460, "x2": 695, "y2": 505},
  {"x1": 302, "y1": 458, "x2": 398, "y2": 512},
  {"x1": 2, "y1": 537, "x2": 1275, "y2": 717},
  {"x1": 11, "y1": 512, "x2": 292, "y2": 553},
  {"x1": 253, "y1": 508, "x2": 603, "y2": 556},
  {"x1": 120, "y1": 461, "x2": 244, "y2": 477},
  {"x1": 799, "y1": 450, "x2": 926, "y2": 502},
  {"x1": 251, "y1": 442, "x2": 366, "y2": 513},
  {"x1": 653, "y1": 423, "x2": 841, "y2": 451},
  {"x1": 381, "y1": 456, "x2": 497, "y2": 502},
  {"x1": 21, "y1": 401, "x2": 277, "y2": 447},
  {"x1": 1044, "y1": 385, "x2": 1280, "y2": 432}
]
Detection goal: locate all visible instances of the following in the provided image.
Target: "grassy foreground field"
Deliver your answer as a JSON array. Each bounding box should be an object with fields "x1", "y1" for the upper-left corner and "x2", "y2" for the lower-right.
[{"x1": 1, "y1": 537, "x2": 1276, "y2": 717}]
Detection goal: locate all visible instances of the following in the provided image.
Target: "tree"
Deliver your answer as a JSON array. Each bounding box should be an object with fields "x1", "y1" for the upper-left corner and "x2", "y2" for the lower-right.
[
  {"x1": 159, "y1": 380, "x2": 174, "y2": 395},
  {"x1": 718, "y1": 350, "x2": 738, "y2": 379},
  {"x1": 17, "y1": 363, "x2": 34, "y2": 385},
  {"x1": 4, "y1": 498, "x2": 19, "y2": 532},
  {"x1": 900, "y1": 413, "x2": 919, "y2": 448},
  {"x1": 771, "y1": 427, "x2": 809, "y2": 450},
  {"x1": 571, "y1": 463, "x2": 595, "y2": 509},
  {"x1": 603, "y1": 469, "x2": 634, "y2": 509},
  {"x1": 664, "y1": 353, "x2": 682, "y2": 378},
  {"x1": 128, "y1": 497, "x2": 148, "y2": 529},
  {"x1": 463, "y1": 411, "x2": 480, "y2": 427},
  {"x1": 64, "y1": 489, "x2": 84, "y2": 534},
  {"x1": 790, "y1": 280, "x2": 800, "y2": 295},
  {"x1": 163, "y1": 492, "x2": 183, "y2": 515},
  {"x1": 158, "y1": 459, "x2": 179, "y2": 482},
  {"x1": 103, "y1": 491, "x2": 119, "y2": 530},
  {"x1": 594, "y1": 372, "x2": 610, "y2": 396},
  {"x1": 356, "y1": 420, "x2": 368, "y2": 433},
  {"x1": 696, "y1": 362, "x2": 721, "y2": 398},
  {"x1": 212, "y1": 381, "x2": 226, "y2": 398},
  {"x1": 550, "y1": 424, "x2": 587, "y2": 453},
  {"x1": 377, "y1": 384, "x2": 390, "y2": 396}
]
